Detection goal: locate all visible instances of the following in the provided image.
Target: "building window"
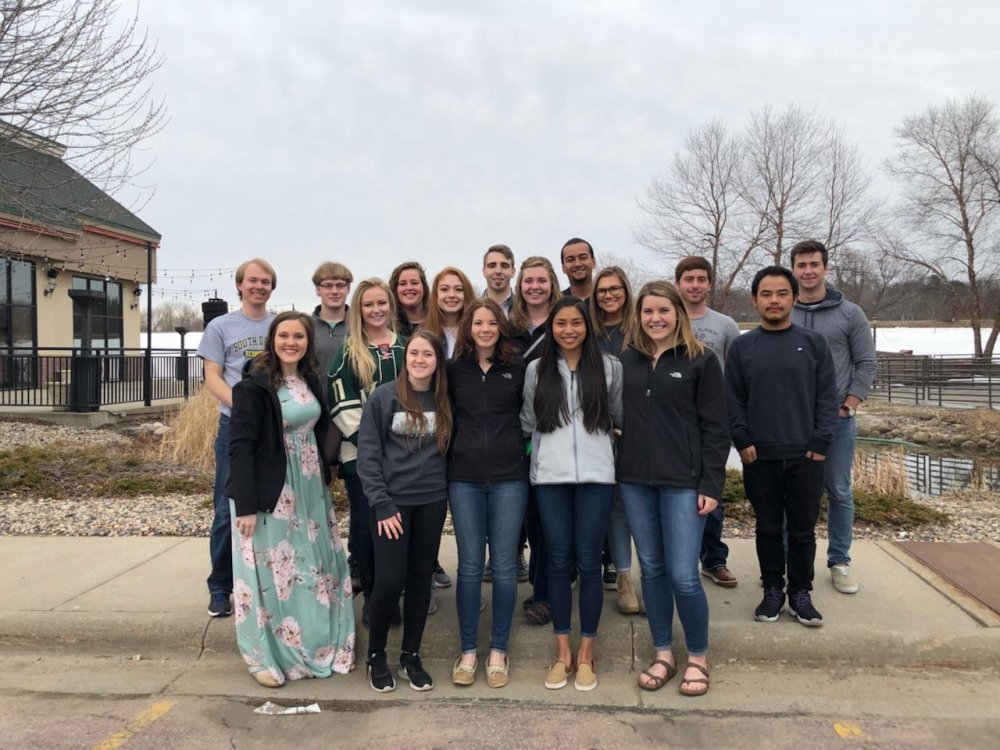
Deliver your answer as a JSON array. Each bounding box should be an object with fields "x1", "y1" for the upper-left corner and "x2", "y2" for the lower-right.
[
  {"x1": 0, "y1": 257, "x2": 37, "y2": 388},
  {"x1": 72, "y1": 276, "x2": 123, "y2": 350}
]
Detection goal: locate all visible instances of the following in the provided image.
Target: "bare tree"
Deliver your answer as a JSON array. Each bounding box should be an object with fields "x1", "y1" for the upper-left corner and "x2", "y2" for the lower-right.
[
  {"x1": 142, "y1": 301, "x2": 204, "y2": 333},
  {"x1": 637, "y1": 105, "x2": 881, "y2": 313},
  {"x1": 885, "y1": 95, "x2": 1000, "y2": 357},
  {"x1": 0, "y1": 0, "x2": 165, "y2": 219}
]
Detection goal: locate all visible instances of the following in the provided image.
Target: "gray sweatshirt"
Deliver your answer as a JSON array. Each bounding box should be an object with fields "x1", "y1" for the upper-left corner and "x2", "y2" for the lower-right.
[
  {"x1": 792, "y1": 287, "x2": 877, "y2": 404},
  {"x1": 357, "y1": 383, "x2": 447, "y2": 520}
]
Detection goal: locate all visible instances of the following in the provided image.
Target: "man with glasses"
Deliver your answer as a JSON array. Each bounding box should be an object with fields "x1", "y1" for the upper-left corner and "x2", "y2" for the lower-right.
[
  {"x1": 312, "y1": 262, "x2": 353, "y2": 377},
  {"x1": 675, "y1": 256, "x2": 741, "y2": 589}
]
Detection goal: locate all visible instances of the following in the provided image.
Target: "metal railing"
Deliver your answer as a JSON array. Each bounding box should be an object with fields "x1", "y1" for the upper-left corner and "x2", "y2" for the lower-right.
[
  {"x1": 869, "y1": 353, "x2": 1000, "y2": 409},
  {"x1": 0, "y1": 347, "x2": 203, "y2": 409}
]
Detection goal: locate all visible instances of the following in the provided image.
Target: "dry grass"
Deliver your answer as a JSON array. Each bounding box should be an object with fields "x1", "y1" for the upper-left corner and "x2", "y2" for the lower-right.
[
  {"x1": 158, "y1": 387, "x2": 218, "y2": 472},
  {"x1": 853, "y1": 446, "x2": 909, "y2": 497},
  {"x1": 864, "y1": 400, "x2": 1000, "y2": 433}
]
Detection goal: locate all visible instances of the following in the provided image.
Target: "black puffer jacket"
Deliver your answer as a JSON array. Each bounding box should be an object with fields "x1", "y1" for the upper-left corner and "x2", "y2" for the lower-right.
[
  {"x1": 616, "y1": 345, "x2": 729, "y2": 501},
  {"x1": 446, "y1": 355, "x2": 528, "y2": 483}
]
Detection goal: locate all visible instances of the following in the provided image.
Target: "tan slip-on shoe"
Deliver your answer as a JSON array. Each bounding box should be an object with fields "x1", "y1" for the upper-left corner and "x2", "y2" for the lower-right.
[
  {"x1": 544, "y1": 660, "x2": 574, "y2": 689},
  {"x1": 574, "y1": 661, "x2": 597, "y2": 692}
]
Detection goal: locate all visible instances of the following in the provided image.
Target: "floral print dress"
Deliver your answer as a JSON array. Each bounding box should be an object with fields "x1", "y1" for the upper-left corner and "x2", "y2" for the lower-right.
[{"x1": 230, "y1": 375, "x2": 355, "y2": 684}]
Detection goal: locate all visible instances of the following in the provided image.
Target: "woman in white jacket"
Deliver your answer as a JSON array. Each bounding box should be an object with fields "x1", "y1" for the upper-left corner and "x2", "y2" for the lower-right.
[{"x1": 520, "y1": 297, "x2": 623, "y2": 692}]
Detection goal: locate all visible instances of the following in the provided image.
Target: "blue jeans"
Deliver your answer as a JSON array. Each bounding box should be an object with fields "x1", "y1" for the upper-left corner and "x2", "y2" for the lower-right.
[
  {"x1": 535, "y1": 483, "x2": 613, "y2": 637},
  {"x1": 621, "y1": 484, "x2": 709, "y2": 655},
  {"x1": 207, "y1": 414, "x2": 232, "y2": 597},
  {"x1": 825, "y1": 416, "x2": 857, "y2": 567},
  {"x1": 700, "y1": 503, "x2": 729, "y2": 571},
  {"x1": 606, "y1": 485, "x2": 633, "y2": 571},
  {"x1": 449, "y1": 480, "x2": 529, "y2": 653},
  {"x1": 344, "y1": 472, "x2": 376, "y2": 595}
]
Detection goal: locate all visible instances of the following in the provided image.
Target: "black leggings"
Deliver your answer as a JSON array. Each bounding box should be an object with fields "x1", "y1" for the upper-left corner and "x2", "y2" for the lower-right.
[{"x1": 367, "y1": 500, "x2": 447, "y2": 657}]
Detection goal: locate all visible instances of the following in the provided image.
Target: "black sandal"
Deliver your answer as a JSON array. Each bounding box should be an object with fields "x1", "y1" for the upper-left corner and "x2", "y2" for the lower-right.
[{"x1": 638, "y1": 659, "x2": 677, "y2": 691}]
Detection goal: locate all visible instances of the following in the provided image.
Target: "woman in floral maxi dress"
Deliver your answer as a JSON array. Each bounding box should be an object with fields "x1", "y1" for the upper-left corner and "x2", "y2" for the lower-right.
[{"x1": 229, "y1": 311, "x2": 355, "y2": 688}]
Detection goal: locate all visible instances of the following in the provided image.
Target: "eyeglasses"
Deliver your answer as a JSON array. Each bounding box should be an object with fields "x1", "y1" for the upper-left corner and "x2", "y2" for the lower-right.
[
  {"x1": 318, "y1": 281, "x2": 350, "y2": 291},
  {"x1": 595, "y1": 285, "x2": 624, "y2": 298}
]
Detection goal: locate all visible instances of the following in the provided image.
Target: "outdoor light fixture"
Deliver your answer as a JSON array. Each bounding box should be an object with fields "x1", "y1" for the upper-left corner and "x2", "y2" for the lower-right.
[
  {"x1": 130, "y1": 285, "x2": 142, "y2": 310},
  {"x1": 43, "y1": 267, "x2": 58, "y2": 296}
]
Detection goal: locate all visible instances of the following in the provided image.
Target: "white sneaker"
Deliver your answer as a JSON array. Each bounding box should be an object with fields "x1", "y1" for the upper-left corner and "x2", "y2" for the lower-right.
[{"x1": 831, "y1": 564, "x2": 859, "y2": 594}]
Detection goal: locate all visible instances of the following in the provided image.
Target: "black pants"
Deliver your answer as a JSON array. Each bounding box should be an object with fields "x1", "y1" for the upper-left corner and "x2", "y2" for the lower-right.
[
  {"x1": 367, "y1": 500, "x2": 447, "y2": 657},
  {"x1": 743, "y1": 457, "x2": 824, "y2": 593},
  {"x1": 523, "y1": 485, "x2": 549, "y2": 603}
]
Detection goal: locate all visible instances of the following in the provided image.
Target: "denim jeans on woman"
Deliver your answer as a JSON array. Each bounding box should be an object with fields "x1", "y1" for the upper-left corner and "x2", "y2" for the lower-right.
[
  {"x1": 534, "y1": 483, "x2": 613, "y2": 637},
  {"x1": 620, "y1": 483, "x2": 710, "y2": 655},
  {"x1": 449, "y1": 481, "x2": 529, "y2": 653}
]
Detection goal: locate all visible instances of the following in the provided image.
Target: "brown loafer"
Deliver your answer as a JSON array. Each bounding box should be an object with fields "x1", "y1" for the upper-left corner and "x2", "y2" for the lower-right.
[{"x1": 702, "y1": 565, "x2": 738, "y2": 588}]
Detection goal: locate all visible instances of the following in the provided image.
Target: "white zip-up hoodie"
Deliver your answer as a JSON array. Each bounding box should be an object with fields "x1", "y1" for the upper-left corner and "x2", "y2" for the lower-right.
[{"x1": 520, "y1": 353, "x2": 624, "y2": 485}]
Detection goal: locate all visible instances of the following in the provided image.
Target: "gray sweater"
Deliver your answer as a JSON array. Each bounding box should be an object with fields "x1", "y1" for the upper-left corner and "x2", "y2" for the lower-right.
[
  {"x1": 791, "y1": 288, "x2": 876, "y2": 404},
  {"x1": 357, "y1": 382, "x2": 447, "y2": 521}
]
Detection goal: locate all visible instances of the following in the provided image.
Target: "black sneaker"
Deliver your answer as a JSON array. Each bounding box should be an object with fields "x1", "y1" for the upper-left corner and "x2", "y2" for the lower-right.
[
  {"x1": 207, "y1": 594, "x2": 231, "y2": 617},
  {"x1": 788, "y1": 591, "x2": 824, "y2": 627},
  {"x1": 483, "y1": 559, "x2": 493, "y2": 583},
  {"x1": 603, "y1": 563, "x2": 618, "y2": 590},
  {"x1": 398, "y1": 652, "x2": 433, "y2": 691},
  {"x1": 516, "y1": 552, "x2": 529, "y2": 583},
  {"x1": 754, "y1": 588, "x2": 786, "y2": 622},
  {"x1": 367, "y1": 652, "x2": 396, "y2": 692}
]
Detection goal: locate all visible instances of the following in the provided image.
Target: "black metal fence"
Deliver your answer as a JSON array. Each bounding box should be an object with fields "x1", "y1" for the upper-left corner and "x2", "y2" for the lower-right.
[
  {"x1": 0, "y1": 348, "x2": 203, "y2": 410},
  {"x1": 869, "y1": 353, "x2": 1000, "y2": 409}
]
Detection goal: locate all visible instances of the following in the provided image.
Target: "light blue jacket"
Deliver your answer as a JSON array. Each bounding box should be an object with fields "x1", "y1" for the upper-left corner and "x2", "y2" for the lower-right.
[{"x1": 520, "y1": 354, "x2": 623, "y2": 485}]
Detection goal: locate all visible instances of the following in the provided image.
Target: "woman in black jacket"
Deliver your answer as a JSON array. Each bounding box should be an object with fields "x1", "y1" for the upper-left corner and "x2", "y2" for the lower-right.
[
  {"x1": 617, "y1": 282, "x2": 728, "y2": 698},
  {"x1": 446, "y1": 299, "x2": 528, "y2": 688},
  {"x1": 229, "y1": 311, "x2": 355, "y2": 689}
]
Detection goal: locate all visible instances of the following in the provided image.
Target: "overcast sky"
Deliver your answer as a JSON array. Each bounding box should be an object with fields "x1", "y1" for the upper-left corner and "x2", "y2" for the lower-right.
[{"x1": 126, "y1": 0, "x2": 1000, "y2": 311}]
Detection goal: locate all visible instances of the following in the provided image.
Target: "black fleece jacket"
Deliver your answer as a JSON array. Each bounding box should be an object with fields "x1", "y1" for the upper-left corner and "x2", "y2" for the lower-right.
[
  {"x1": 228, "y1": 368, "x2": 332, "y2": 517},
  {"x1": 616, "y1": 345, "x2": 729, "y2": 501},
  {"x1": 446, "y1": 356, "x2": 528, "y2": 483}
]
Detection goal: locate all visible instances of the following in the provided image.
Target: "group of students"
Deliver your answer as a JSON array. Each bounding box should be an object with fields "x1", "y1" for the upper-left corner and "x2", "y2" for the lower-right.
[{"x1": 199, "y1": 236, "x2": 871, "y2": 699}]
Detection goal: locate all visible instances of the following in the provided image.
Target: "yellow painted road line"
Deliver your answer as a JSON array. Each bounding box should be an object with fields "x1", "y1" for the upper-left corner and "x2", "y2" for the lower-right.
[
  {"x1": 91, "y1": 700, "x2": 177, "y2": 750},
  {"x1": 833, "y1": 721, "x2": 867, "y2": 740}
]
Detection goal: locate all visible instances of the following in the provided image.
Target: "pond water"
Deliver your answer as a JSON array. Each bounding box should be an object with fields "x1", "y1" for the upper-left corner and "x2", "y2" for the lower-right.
[
  {"x1": 727, "y1": 443, "x2": 1000, "y2": 497},
  {"x1": 856, "y1": 442, "x2": 1000, "y2": 496}
]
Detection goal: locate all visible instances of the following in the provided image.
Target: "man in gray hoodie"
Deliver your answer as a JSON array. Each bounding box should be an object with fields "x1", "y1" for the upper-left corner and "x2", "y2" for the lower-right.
[{"x1": 790, "y1": 240, "x2": 877, "y2": 595}]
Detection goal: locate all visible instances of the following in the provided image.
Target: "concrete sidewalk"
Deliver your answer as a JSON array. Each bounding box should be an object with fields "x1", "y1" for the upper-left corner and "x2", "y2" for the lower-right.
[{"x1": 2, "y1": 537, "x2": 999, "y2": 706}]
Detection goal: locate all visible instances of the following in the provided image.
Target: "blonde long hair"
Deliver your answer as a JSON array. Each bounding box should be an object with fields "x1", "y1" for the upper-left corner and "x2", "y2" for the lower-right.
[
  {"x1": 344, "y1": 278, "x2": 398, "y2": 391},
  {"x1": 589, "y1": 266, "x2": 637, "y2": 352},
  {"x1": 633, "y1": 280, "x2": 705, "y2": 360},
  {"x1": 509, "y1": 256, "x2": 560, "y2": 332}
]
